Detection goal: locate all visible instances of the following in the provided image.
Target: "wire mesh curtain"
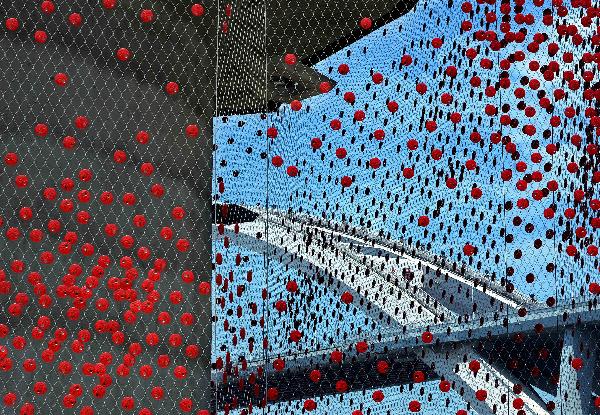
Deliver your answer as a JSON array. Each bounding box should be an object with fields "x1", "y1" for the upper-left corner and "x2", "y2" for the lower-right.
[
  {"x1": 214, "y1": 0, "x2": 600, "y2": 414},
  {"x1": 1, "y1": 0, "x2": 600, "y2": 415},
  {"x1": 0, "y1": 1, "x2": 213, "y2": 414}
]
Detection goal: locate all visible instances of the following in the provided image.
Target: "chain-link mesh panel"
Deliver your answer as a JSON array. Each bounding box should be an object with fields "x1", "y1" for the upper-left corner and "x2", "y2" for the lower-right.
[
  {"x1": 2, "y1": 0, "x2": 600, "y2": 414},
  {"x1": 0, "y1": 1, "x2": 214, "y2": 414},
  {"x1": 213, "y1": 0, "x2": 600, "y2": 414}
]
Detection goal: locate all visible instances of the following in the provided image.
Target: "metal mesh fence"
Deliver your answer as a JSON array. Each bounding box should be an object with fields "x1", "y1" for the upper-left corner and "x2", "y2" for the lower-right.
[
  {"x1": 1, "y1": 0, "x2": 600, "y2": 415},
  {"x1": 0, "y1": 1, "x2": 213, "y2": 414},
  {"x1": 213, "y1": 0, "x2": 600, "y2": 414}
]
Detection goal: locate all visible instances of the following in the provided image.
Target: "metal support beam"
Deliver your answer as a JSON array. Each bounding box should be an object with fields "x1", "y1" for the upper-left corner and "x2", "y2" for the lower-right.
[
  {"x1": 423, "y1": 344, "x2": 549, "y2": 415},
  {"x1": 558, "y1": 328, "x2": 598, "y2": 415},
  {"x1": 214, "y1": 207, "x2": 600, "y2": 413}
]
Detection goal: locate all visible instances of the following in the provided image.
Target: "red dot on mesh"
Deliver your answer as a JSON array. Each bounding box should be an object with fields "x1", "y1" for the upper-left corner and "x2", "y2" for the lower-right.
[
  {"x1": 359, "y1": 17, "x2": 372, "y2": 30},
  {"x1": 267, "y1": 127, "x2": 278, "y2": 139},
  {"x1": 5, "y1": 17, "x2": 19, "y2": 31},
  {"x1": 68, "y1": 13, "x2": 83, "y2": 27},
  {"x1": 284, "y1": 53, "x2": 297, "y2": 65},
  {"x1": 54, "y1": 73, "x2": 69, "y2": 86},
  {"x1": 40, "y1": 1, "x2": 55, "y2": 14},
  {"x1": 319, "y1": 81, "x2": 332, "y2": 93},
  {"x1": 408, "y1": 400, "x2": 421, "y2": 412},
  {"x1": 190, "y1": 3, "x2": 205, "y2": 17},
  {"x1": 271, "y1": 155, "x2": 283, "y2": 167},
  {"x1": 63, "y1": 136, "x2": 76, "y2": 149},
  {"x1": 165, "y1": 82, "x2": 179, "y2": 95},
  {"x1": 4, "y1": 152, "x2": 18, "y2": 166},
  {"x1": 74, "y1": 116, "x2": 90, "y2": 130},
  {"x1": 102, "y1": 0, "x2": 117, "y2": 9},
  {"x1": 116, "y1": 48, "x2": 131, "y2": 62},
  {"x1": 136, "y1": 130, "x2": 150, "y2": 144},
  {"x1": 34, "y1": 123, "x2": 49, "y2": 138},
  {"x1": 185, "y1": 124, "x2": 199, "y2": 138},
  {"x1": 140, "y1": 9, "x2": 155, "y2": 23},
  {"x1": 34, "y1": 30, "x2": 48, "y2": 44},
  {"x1": 476, "y1": 389, "x2": 488, "y2": 401}
]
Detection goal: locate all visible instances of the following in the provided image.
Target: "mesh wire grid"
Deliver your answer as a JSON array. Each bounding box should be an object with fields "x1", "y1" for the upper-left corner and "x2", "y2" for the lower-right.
[
  {"x1": 1, "y1": 0, "x2": 600, "y2": 415},
  {"x1": 0, "y1": 1, "x2": 213, "y2": 414}
]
